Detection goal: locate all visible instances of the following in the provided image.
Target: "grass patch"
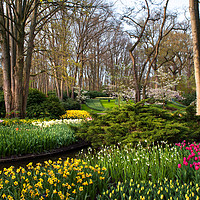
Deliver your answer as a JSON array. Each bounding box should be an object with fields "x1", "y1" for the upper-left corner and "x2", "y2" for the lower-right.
[
  {"x1": 81, "y1": 104, "x2": 100, "y2": 114},
  {"x1": 167, "y1": 102, "x2": 186, "y2": 110},
  {"x1": 85, "y1": 99, "x2": 105, "y2": 111},
  {"x1": 100, "y1": 99, "x2": 117, "y2": 109}
]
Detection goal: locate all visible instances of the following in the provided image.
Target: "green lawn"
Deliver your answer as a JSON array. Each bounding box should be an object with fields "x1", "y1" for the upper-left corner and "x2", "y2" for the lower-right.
[
  {"x1": 100, "y1": 99, "x2": 117, "y2": 109},
  {"x1": 82, "y1": 98, "x2": 186, "y2": 114},
  {"x1": 81, "y1": 104, "x2": 100, "y2": 114},
  {"x1": 81, "y1": 99, "x2": 117, "y2": 114},
  {"x1": 85, "y1": 99, "x2": 105, "y2": 111},
  {"x1": 167, "y1": 102, "x2": 185, "y2": 110}
]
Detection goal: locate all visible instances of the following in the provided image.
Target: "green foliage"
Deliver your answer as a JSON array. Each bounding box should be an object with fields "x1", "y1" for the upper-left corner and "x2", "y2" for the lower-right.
[
  {"x1": 181, "y1": 92, "x2": 196, "y2": 106},
  {"x1": 27, "y1": 88, "x2": 47, "y2": 106},
  {"x1": 80, "y1": 143, "x2": 194, "y2": 187},
  {"x1": 0, "y1": 123, "x2": 76, "y2": 157},
  {"x1": 0, "y1": 90, "x2": 5, "y2": 118},
  {"x1": 81, "y1": 104, "x2": 100, "y2": 114},
  {"x1": 27, "y1": 88, "x2": 65, "y2": 119},
  {"x1": 97, "y1": 178, "x2": 199, "y2": 200},
  {"x1": 77, "y1": 101, "x2": 191, "y2": 148},
  {"x1": 63, "y1": 89, "x2": 78, "y2": 101},
  {"x1": 185, "y1": 105, "x2": 196, "y2": 120},
  {"x1": 85, "y1": 99, "x2": 105, "y2": 111},
  {"x1": 62, "y1": 98, "x2": 81, "y2": 110},
  {"x1": 47, "y1": 93, "x2": 60, "y2": 102},
  {"x1": 42, "y1": 100, "x2": 65, "y2": 119},
  {"x1": 86, "y1": 90, "x2": 108, "y2": 99}
]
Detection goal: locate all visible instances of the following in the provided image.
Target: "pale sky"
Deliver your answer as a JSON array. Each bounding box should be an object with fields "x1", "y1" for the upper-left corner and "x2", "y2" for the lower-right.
[{"x1": 109, "y1": 0, "x2": 189, "y2": 21}]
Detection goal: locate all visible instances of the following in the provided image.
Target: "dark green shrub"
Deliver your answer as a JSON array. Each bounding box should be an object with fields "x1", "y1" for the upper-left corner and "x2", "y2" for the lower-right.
[
  {"x1": 181, "y1": 92, "x2": 196, "y2": 106},
  {"x1": 77, "y1": 100, "x2": 191, "y2": 148},
  {"x1": 27, "y1": 88, "x2": 47, "y2": 106},
  {"x1": 42, "y1": 100, "x2": 65, "y2": 119},
  {"x1": 26, "y1": 88, "x2": 65, "y2": 119},
  {"x1": 47, "y1": 90, "x2": 57, "y2": 96},
  {"x1": 47, "y1": 94, "x2": 60, "y2": 102},
  {"x1": 26, "y1": 104, "x2": 48, "y2": 118},
  {"x1": 0, "y1": 91, "x2": 5, "y2": 118},
  {"x1": 185, "y1": 105, "x2": 196, "y2": 120},
  {"x1": 86, "y1": 90, "x2": 108, "y2": 99},
  {"x1": 62, "y1": 98, "x2": 81, "y2": 110},
  {"x1": 63, "y1": 90, "x2": 78, "y2": 101}
]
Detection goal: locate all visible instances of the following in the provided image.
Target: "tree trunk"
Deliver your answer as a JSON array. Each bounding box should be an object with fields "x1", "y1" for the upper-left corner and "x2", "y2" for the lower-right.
[
  {"x1": 129, "y1": 50, "x2": 141, "y2": 102},
  {"x1": 0, "y1": 1, "x2": 12, "y2": 117},
  {"x1": 189, "y1": 0, "x2": 200, "y2": 115}
]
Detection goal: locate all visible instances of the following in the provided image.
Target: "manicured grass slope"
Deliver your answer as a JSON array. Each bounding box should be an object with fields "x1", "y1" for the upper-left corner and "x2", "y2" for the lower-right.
[
  {"x1": 81, "y1": 104, "x2": 100, "y2": 114},
  {"x1": 85, "y1": 99, "x2": 105, "y2": 111}
]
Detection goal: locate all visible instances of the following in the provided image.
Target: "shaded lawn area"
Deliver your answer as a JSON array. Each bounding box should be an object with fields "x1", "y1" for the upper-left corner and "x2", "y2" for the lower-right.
[
  {"x1": 81, "y1": 104, "x2": 100, "y2": 114},
  {"x1": 81, "y1": 99, "x2": 117, "y2": 114}
]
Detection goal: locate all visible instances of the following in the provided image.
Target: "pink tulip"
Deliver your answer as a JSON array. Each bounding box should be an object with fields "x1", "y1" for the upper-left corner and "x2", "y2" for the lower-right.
[
  {"x1": 183, "y1": 161, "x2": 188, "y2": 166},
  {"x1": 178, "y1": 164, "x2": 181, "y2": 168}
]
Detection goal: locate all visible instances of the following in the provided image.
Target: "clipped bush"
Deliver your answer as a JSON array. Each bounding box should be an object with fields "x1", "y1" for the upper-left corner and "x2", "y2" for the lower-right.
[
  {"x1": 47, "y1": 93, "x2": 60, "y2": 102},
  {"x1": 42, "y1": 100, "x2": 65, "y2": 119},
  {"x1": 62, "y1": 98, "x2": 81, "y2": 110},
  {"x1": 77, "y1": 100, "x2": 192, "y2": 148},
  {"x1": 27, "y1": 88, "x2": 47, "y2": 106},
  {"x1": 26, "y1": 88, "x2": 65, "y2": 119},
  {"x1": 86, "y1": 90, "x2": 108, "y2": 99},
  {"x1": 26, "y1": 104, "x2": 47, "y2": 119}
]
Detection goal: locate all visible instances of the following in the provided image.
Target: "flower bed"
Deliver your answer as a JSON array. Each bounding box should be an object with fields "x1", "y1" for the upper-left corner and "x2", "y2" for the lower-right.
[
  {"x1": 0, "y1": 158, "x2": 107, "y2": 200},
  {"x1": 97, "y1": 179, "x2": 199, "y2": 199},
  {"x1": 1, "y1": 142, "x2": 200, "y2": 199},
  {"x1": 32, "y1": 119, "x2": 83, "y2": 127},
  {"x1": 0, "y1": 123, "x2": 77, "y2": 157},
  {"x1": 60, "y1": 110, "x2": 91, "y2": 119}
]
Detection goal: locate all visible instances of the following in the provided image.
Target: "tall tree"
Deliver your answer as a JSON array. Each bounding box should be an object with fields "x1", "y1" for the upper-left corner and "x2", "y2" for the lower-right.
[
  {"x1": 189, "y1": 0, "x2": 200, "y2": 115},
  {"x1": 126, "y1": 0, "x2": 171, "y2": 102},
  {"x1": 0, "y1": 0, "x2": 86, "y2": 118}
]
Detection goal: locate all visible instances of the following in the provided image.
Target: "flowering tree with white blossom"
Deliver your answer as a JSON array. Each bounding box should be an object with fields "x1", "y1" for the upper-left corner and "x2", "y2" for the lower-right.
[{"x1": 147, "y1": 69, "x2": 183, "y2": 106}]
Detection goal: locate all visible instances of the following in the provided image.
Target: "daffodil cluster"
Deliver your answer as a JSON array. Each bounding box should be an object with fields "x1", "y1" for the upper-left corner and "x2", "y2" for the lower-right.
[
  {"x1": 0, "y1": 118, "x2": 39, "y2": 126},
  {"x1": 0, "y1": 158, "x2": 107, "y2": 200},
  {"x1": 60, "y1": 110, "x2": 91, "y2": 119}
]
